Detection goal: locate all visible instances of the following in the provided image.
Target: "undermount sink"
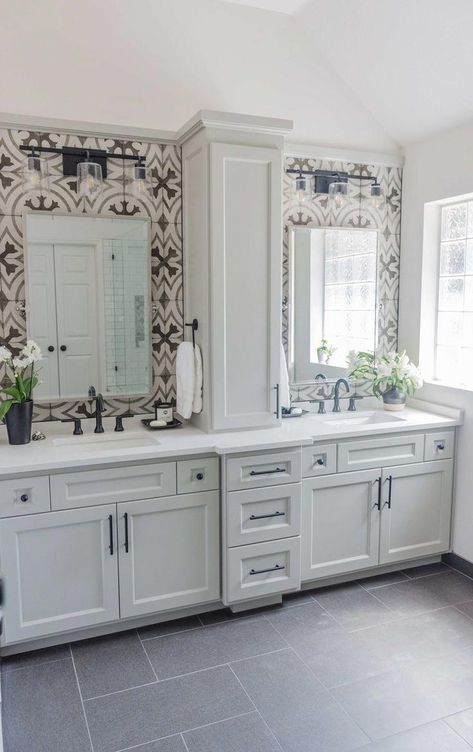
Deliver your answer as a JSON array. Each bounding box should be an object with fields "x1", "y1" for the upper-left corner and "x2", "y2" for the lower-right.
[
  {"x1": 52, "y1": 432, "x2": 160, "y2": 451},
  {"x1": 322, "y1": 411, "x2": 405, "y2": 428}
]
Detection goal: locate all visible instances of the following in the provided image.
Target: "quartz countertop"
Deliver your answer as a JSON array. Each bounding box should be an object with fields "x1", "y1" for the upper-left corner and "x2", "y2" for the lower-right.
[{"x1": 0, "y1": 399, "x2": 462, "y2": 479}]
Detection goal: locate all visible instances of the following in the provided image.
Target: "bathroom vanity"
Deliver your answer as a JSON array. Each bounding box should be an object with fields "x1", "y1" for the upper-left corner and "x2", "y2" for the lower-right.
[{"x1": 0, "y1": 403, "x2": 461, "y2": 654}]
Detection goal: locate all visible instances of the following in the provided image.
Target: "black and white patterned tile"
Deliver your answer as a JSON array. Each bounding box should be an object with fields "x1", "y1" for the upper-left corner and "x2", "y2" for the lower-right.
[
  {"x1": 0, "y1": 214, "x2": 23, "y2": 300},
  {"x1": 151, "y1": 222, "x2": 183, "y2": 301}
]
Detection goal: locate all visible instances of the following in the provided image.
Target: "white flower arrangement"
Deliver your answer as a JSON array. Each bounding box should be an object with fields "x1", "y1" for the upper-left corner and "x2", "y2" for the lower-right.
[
  {"x1": 348, "y1": 350, "x2": 423, "y2": 397},
  {"x1": 0, "y1": 340, "x2": 43, "y2": 421}
]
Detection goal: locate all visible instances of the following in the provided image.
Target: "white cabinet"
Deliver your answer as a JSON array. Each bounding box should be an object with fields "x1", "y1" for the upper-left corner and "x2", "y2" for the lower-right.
[
  {"x1": 118, "y1": 492, "x2": 220, "y2": 618},
  {"x1": 379, "y1": 460, "x2": 453, "y2": 564},
  {"x1": 0, "y1": 505, "x2": 119, "y2": 643},
  {"x1": 302, "y1": 470, "x2": 381, "y2": 581}
]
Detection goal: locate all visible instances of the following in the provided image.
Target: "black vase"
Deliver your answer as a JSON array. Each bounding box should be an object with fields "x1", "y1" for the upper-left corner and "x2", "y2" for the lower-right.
[{"x1": 5, "y1": 400, "x2": 34, "y2": 445}]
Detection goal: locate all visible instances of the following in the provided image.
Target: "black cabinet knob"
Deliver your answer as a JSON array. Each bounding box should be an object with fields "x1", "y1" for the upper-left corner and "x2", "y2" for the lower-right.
[
  {"x1": 316, "y1": 458, "x2": 325, "y2": 466},
  {"x1": 196, "y1": 472, "x2": 204, "y2": 481},
  {"x1": 60, "y1": 345, "x2": 67, "y2": 352},
  {"x1": 20, "y1": 494, "x2": 29, "y2": 502},
  {"x1": 48, "y1": 345, "x2": 55, "y2": 352}
]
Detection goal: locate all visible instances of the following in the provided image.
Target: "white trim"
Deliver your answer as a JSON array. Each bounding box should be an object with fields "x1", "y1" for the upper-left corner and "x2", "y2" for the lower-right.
[
  {"x1": 285, "y1": 141, "x2": 404, "y2": 168},
  {"x1": 408, "y1": 397, "x2": 463, "y2": 423},
  {"x1": 178, "y1": 110, "x2": 293, "y2": 144}
]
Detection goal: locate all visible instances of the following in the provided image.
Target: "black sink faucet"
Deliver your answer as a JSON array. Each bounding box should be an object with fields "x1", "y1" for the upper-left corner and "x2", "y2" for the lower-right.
[
  {"x1": 333, "y1": 378, "x2": 350, "y2": 412},
  {"x1": 88, "y1": 385, "x2": 105, "y2": 433}
]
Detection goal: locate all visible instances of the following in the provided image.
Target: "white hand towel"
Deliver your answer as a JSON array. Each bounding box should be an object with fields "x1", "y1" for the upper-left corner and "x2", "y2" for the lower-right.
[
  {"x1": 192, "y1": 344, "x2": 203, "y2": 414},
  {"x1": 280, "y1": 342, "x2": 291, "y2": 409},
  {"x1": 176, "y1": 342, "x2": 195, "y2": 419}
]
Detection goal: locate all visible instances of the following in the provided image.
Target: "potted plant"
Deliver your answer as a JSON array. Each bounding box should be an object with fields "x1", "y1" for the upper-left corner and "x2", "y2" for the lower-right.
[
  {"x1": 348, "y1": 350, "x2": 423, "y2": 411},
  {"x1": 0, "y1": 341, "x2": 42, "y2": 444},
  {"x1": 316, "y1": 338, "x2": 336, "y2": 364}
]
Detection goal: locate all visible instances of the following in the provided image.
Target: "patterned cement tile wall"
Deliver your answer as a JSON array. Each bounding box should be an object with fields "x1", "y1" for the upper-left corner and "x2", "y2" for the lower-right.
[
  {"x1": 283, "y1": 156, "x2": 402, "y2": 401},
  {"x1": 0, "y1": 128, "x2": 183, "y2": 421}
]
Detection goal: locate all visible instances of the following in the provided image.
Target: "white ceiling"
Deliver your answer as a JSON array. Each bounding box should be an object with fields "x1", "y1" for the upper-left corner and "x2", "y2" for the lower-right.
[{"x1": 222, "y1": 0, "x2": 308, "y2": 13}]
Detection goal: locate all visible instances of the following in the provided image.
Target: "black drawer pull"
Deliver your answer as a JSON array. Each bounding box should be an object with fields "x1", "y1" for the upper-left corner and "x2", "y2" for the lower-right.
[
  {"x1": 249, "y1": 467, "x2": 286, "y2": 476},
  {"x1": 249, "y1": 511, "x2": 285, "y2": 521},
  {"x1": 249, "y1": 564, "x2": 285, "y2": 576},
  {"x1": 124, "y1": 512, "x2": 129, "y2": 553},
  {"x1": 196, "y1": 472, "x2": 204, "y2": 481},
  {"x1": 20, "y1": 494, "x2": 29, "y2": 502},
  {"x1": 315, "y1": 458, "x2": 325, "y2": 466},
  {"x1": 436, "y1": 442, "x2": 445, "y2": 451},
  {"x1": 373, "y1": 477, "x2": 382, "y2": 510},
  {"x1": 108, "y1": 514, "x2": 114, "y2": 556}
]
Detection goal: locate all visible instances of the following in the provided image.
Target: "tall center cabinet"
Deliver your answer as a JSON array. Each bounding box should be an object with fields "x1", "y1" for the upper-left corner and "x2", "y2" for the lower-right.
[{"x1": 180, "y1": 112, "x2": 292, "y2": 432}]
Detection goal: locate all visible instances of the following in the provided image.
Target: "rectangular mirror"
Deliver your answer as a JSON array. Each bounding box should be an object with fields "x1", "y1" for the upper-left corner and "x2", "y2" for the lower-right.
[
  {"x1": 288, "y1": 226, "x2": 378, "y2": 383},
  {"x1": 25, "y1": 214, "x2": 151, "y2": 400}
]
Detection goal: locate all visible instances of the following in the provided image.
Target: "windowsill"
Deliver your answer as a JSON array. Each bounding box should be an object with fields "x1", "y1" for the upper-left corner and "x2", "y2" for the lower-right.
[{"x1": 423, "y1": 378, "x2": 473, "y2": 394}]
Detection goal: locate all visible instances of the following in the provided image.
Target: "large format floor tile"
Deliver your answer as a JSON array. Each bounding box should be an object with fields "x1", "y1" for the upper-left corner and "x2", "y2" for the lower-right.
[
  {"x1": 183, "y1": 712, "x2": 281, "y2": 752},
  {"x1": 84, "y1": 665, "x2": 253, "y2": 752},
  {"x1": 445, "y1": 707, "x2": 473, "y2": 746},
  {"x1": 2, "y1": 658, "x2": 91, "y2": 752},
  {"x1": 313, "y1": 582, "x2": 393, "y2": 630},
  {"x1": 359, "y1": 719, "x2": 472, "y2": 751},
  {"x1": 373, "y1": 572, "x2": 473, "y2": 617},
  {"x1": 138, "y1": 615, "x2": 201, "y2": 639},
  {"x1": 114, "y1": 737, "x2": 187, "y2": 752},
  {"x1": 333, "y1": 647, "x2": 473, "y2": 740},
  {"x1": 1, "y1": 643, "x2": 71, "y2": 672},
  {"x1": 231, "y1": 647, "x2": 369, "y2": 752},
  {"x1": 71, "y1": 630, "x2": 157, "y2": 699},
  {"x1": 144, "y1": 618, "x2": 287, "y2": 679}
]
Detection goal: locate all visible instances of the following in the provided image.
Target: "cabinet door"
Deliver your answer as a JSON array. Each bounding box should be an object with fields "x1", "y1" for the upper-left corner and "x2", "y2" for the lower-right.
[
  {"x1": 379, "y1": 460, "x2": 453, "y2": 564},
  {"x1": 302, "y1": 470, "x2": 381, "y2": 581},
  {"x1": 210, "y1": 143, "x2": 282, "y2": 430},
  {"x1": 119, "y1": 492, "x2": 220, "y2": 618},
  {"x1": 0, "y1": 505, "x2": 119, "y2": 644}
]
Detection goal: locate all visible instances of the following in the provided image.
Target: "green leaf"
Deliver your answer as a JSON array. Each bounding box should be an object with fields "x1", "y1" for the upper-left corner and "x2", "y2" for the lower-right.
[
  {"x1": 0, "y1": 399, "x2": 15, "y2": 421},
  {"x1": 0, "y1": 386, "x2": 22, "y2": 401}
]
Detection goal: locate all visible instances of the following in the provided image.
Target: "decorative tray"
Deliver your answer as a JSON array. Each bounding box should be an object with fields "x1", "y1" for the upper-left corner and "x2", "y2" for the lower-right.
[
  {"x1": 141, "y1": 418, "x2": 183, "y2": 430},
  {"x1": 282, "y1": 409, "x2": 309, "y2": 418}
]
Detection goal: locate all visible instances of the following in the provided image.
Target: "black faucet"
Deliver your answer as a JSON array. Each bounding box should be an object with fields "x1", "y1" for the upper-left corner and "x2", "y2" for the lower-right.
[
  {"x1": 333, "y1": 378, "x2": 350, "y2": 412},
  {"x1": 88, "y1": 385, "x2": 105, "y2": 433}
]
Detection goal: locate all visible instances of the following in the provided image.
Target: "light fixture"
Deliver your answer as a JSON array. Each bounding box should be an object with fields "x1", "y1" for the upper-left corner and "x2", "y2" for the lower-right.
[
  {"x1": 77, "y1": 153, "x2": 103, "y2": 199},
  {"x1": 130, "y1": 158, "x2": 151, "y2": 198},
  {"x1": 328, "y1": 178, "x2": 349, "y2": 209},
  {"x1": 369, "y1": 181, "x2": 385, "y2": 209},
  {"x1": 23, "y1": 150, "x2": 49, "y2": 192},
  {"x1": 292, "y1": 172, "x2": 312, "y2": 203}
]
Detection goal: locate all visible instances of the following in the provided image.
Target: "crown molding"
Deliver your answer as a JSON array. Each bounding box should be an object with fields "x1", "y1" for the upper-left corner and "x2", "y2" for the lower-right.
[{"x1": 177, "y1": 110, "x2": 293, "y2": 144}]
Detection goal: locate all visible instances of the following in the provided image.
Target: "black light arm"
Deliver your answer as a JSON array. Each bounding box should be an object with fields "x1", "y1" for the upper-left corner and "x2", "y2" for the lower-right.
[
  {"x1": 286, "y1": 167, "x2": 380, "y2": 195},
  {"x1": 19, "y1": 144, "x2": 146, "y2": 179}
]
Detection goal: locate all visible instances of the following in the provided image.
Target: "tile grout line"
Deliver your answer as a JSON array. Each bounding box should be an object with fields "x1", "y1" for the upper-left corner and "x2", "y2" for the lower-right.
[
  {"x1": 69, "y1": 645, "x2": 95, "y2": 752},
  {"x1": 137, "y1": 629, "x2": 160, "y2": 681},
  {"x1": 1, "y1": 655, "x2": 71, "y2": 674},
  {"x1": 180, "y1": 732, "x2": 191, "y2": 752},
  {"x1": 440, "y1": 717, "x2": 473, "y2": 749}
]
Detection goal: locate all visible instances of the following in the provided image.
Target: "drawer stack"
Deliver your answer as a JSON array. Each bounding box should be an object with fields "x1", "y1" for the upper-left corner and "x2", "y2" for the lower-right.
[{"x1": 224, "y1": 449, "x2": 302, "y2": 604}]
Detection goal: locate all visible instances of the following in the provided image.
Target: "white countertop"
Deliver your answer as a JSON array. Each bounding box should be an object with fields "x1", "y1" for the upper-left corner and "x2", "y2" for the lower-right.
[{"x1": 0, "y1": 399, "x2": 462, "y2": 478}]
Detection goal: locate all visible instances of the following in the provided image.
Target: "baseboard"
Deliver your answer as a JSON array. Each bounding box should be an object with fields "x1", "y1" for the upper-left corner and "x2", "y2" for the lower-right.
[{"x1": 443, "y1": 552, "x2": 473, "y2": 579}]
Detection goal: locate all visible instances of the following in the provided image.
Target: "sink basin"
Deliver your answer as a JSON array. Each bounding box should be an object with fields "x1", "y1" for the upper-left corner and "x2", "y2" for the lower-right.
[
  {"x1": 322, "y1": 411, "x2": 405, "y2": 429},
  {"x1": 53, "y1": 432, "x2": 160, "y2": 451}
]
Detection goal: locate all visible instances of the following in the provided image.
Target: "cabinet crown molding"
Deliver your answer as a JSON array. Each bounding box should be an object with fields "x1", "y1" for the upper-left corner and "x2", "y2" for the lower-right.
[{"x1": 177, "y1": 110, "x2": 294, "y2": 145}]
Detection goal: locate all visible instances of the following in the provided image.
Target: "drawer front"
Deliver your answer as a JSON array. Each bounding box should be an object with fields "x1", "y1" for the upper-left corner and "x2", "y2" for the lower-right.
[
  {"x1": 302, "y1": 444, "x2": 337, "y2": 477},
  {"x1": 338, "y1": 434, "x2": 424, "y2": 472},
  {"x1": 50, "y1": 462, "x2": 176, "y2": 510},
  {"x1": 0, "y1": 476, "x2": 50, "y2": 517},
  {"x1": 177, "y1": 457, "x2": 219, "y2": 494},
  {"x1": 227, "y1": 484, "x2": 301, "y2": 546},
  {"x1": 424, "y1": 430, "x2": 455, "y2": 462},
  {"x1": 226, "y1": 450, "x2": 301, "y2": 492},
  {"x1": 226, "y1": 537, "x2": 301, "y2": 603}
]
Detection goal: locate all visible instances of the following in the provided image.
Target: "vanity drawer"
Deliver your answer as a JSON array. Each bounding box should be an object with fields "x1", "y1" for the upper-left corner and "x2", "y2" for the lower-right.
[
  {"x1": 0, "y1": 476, "x2": 50, "y2": 517},
  {"x1": 227, "y1": 484, "x2": 301, "y2": 546},
  {"x1": 177, "y1": 457, "x2": 219, "y2": 494},
  {"x1": 338, "y1": 434, "x2": 425, "y2": 472},
  {"x1": 50, "y1": 462, "x2": 176, "y2": 510},
  {"x1": 226, "y1": 537, "x2": 301, "y2": 603},
  {"x1": 424, "y1": 430, "x2": 455, "y2": 462},
  {"x1": 302, "y1": 444, "x2": 337, "y2": 477},
  {"x1": 226, "y1": 450, "x2": 301, "y2": 492}
]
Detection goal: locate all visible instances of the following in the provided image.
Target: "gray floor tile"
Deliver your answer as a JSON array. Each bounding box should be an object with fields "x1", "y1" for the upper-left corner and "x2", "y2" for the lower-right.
[
  {"x1": 359, "y1": 720, "x2": 472, "y2": 751},
  {"x1": 144, "y1": 619, "x2": 287, "y2": 679},
  {"x1": 373, "y1": 572, "x2": 473, "y2": 617},
  {"x1": 281, "y1": 589, "x2": 315, "y2": 607},
  {"x1": 71, "y1": 630, "x2": 156, "y2": 699},
  {"x1": 361, "y1": 571, "x2": 410, "y2": 589},
  {"x1": 138, "y1": 615, "x2": 201, "y2": 639},
  {"x1": 333, "y1": 647, "x2": 473, "y2": 740},
  {"x1": 199, "y1": 607, "x2": 273, "y2": 626},
  {"x1": 446, "y1": 707, "x2": 473, "y2": 746},
  {"x1": 2, "y1": 658, "x2": 91, "y2": 752},
  {"x1": 231, "y1": 647, "x2": 369, "y2": 752},
  {"x1": 1, "y1": 643, "x2": 71, "y2": 672},
  {"x1": 403, "y1": 562, "x2": 451, "y2": 578},
  {"x1": 85, "y1": 665, "x2": 252, "y2": 752},
  {"x1": 456, "y1": 601, "x2": 473, "y2": 621},
  {"x1": 313, "y1": 582, "x2": 393, "y2": 629},
  {"x1": 183, "y1": 712, "x2": 281, "y2": 752},
  {"x1": 115, "y1": 736, "x2": 187, "y2": 752}
]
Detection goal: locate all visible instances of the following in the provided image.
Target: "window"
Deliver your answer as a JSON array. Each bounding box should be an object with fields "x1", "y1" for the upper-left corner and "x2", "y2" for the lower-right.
[{"x1": 435, "y1": 201, "x2": 473, "y2": 384}]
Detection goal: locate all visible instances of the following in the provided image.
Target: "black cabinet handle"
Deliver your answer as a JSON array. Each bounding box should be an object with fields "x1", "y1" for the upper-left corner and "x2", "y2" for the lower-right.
[
  {"x1": 437, "y1": 442, "x2": 445, "y2": 451},
  {"x1": 20, "y1": 494, "x2": 29, "y2": 502},
  {"x1": 249, "y1": 467, "x2": 286, "y2": 476},
  {"x1": 249, "y1": 511, "x2": 285, "y2": 521},
  {"x1": 249, "y1": 564, "x2": 285, "y2": 576},
  {"x1": 384, "y1": 475, "x2": 393, "y2": 509},
  {"x1": 315, "y1": 458, "x2": 325, "y2": 466},
  {"x1": 48, "y1": 345, "x2": 55, "y2": 352},
  {"x1": 274, "y1": 383, "x2": 280, "y2": 418},
  {"x1": 373, "y1": 477, "x2": 382, "y2": 510},
  {"x1": 124, "y1": 512, "x2": 129, "y2": 553},
  {"x1": 196, "y1": 472, "x2": 204, "y2": 481},
  {"x1": 108, "y1": 515, "x2": 114, "y2": 555},
  {"x1": 60, "y1": 345, "x2": 67, "y2": 352}
]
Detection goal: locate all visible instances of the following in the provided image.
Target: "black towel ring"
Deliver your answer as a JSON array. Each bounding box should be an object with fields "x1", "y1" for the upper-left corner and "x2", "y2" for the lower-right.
[{"x1": 185, "y1": 318, "x2": 198, "y2": 348}]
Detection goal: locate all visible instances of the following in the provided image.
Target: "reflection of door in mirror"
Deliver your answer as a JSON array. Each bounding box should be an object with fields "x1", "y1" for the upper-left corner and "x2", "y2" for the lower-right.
[
  {"x1": 26, "y1": 215, "x2": 151, "y2": 400},
  {"x1": 289, "y1": 227, "x2": 378, "y2": 383}
]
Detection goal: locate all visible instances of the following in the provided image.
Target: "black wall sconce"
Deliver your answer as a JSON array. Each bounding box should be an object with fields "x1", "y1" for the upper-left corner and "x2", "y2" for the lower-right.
[{"x1": 287, "y1": 168, "x2": 383, "y2": 209}]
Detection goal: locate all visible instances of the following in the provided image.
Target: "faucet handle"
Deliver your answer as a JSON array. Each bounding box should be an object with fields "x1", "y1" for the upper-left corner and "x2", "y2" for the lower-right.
[
  {"x1": 88, "y1": 385, "x2": 96, "y2": 398},
  {"x1": 317, "y1": 400, "x2": 326, "y2": 415}
]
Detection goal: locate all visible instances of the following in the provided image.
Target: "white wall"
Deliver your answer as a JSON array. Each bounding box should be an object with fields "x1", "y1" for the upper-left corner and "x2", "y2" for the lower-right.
[
  {"x1": 399, "y1": 121, "x2": 473, "y2": 562},
  {"x1": 0, "y1": 0, "x2": 397, "y2": 151}
]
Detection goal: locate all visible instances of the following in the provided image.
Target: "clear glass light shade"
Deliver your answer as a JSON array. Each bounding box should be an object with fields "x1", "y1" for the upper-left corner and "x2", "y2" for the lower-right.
[
  {"x1": 369, "y1": 182, "x2": 385, "y2": 209},
  {"x1": 130, "y1": 162, "x2": 151, "y2": 198},
  {"x1": 329, "y1": 180, "x2": 349, "y2": 209},
  {"x1": 77, "y1": 161, "x2": 103, "y2": 198},
  {"x1": 23, "y1": 155, "x2": 49, "y2": 191},
  {"x1": 293, "y1": 174, "x2": 312, "y2": 203}
]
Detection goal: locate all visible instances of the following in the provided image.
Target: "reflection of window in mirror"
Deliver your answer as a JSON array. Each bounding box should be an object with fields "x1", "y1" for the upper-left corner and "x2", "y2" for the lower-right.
[
  {"x1": 289, "y1": 227, "x2": 378, "y2": 382},
  {"x1": 25, "y1": 214, "x2": 151, "y2": 400}
]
